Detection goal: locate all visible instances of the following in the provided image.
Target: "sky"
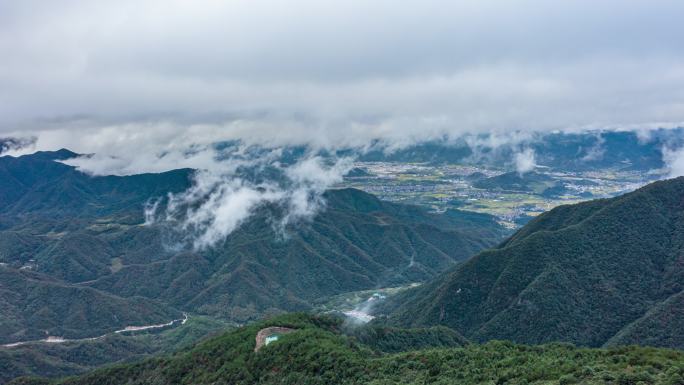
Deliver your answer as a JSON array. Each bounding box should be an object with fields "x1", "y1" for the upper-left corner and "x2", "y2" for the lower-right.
[{"x1": 1, "y1": 0, "x2": 684, "y2": 167}]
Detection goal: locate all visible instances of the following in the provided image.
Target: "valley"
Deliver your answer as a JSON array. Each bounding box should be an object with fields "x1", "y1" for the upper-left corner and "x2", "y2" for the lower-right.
[
  {"x1": 341, "y1": 161, "x2": 658, "y2": 228},
  {"x1": 0, "y1": 315, "x2": 234, "y2": 384}
]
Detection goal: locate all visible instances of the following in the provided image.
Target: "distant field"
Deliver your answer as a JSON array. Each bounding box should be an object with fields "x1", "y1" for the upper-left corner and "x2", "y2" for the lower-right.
[{"x1": 341, "y1": 161, "x2": 655, "y2": 228}]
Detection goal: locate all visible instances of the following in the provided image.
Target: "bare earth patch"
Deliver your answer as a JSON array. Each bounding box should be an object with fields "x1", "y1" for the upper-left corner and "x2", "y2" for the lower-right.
[{"x1": 254, "y1": 327, "x2": 295, "y2": 352}]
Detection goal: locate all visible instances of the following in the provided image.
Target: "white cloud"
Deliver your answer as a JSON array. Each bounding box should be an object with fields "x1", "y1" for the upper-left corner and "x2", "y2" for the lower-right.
[
  {"x1": 514, "y1": 148, "x2": 536, "y2": 174},
  {"x1": 145, "y1": 155, "x2": 353, "y2": 249},
  {"x1": 581, "y1": 134, "x2": 606, "y2": 162},
  {"x1": 663, "y1": 146, "x2": 684, "y2": 178},
  {"x1": 0, "y1": 0, "x2": 682, "y2": 153},
  {"x1": 282, "y1": 156, "x2": 353, "y2": 223}
]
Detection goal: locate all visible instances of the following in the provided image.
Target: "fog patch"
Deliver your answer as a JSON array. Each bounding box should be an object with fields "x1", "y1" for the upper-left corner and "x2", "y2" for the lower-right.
[
  {"x1": 514, "y1": 148, "x2": 537, "y2": 174},
  {"x1": 663, "y1": 146, "x2": 684, "y2": 178},
  {"x1": 581, "y1": 133, "x2": 606, "y2": 162},
  {"x1": 144, "y1": 154, "x2": 353, "y2": 250},
  {"x1": 343, "y1": 293, "x2": 386, "y2": 327}
]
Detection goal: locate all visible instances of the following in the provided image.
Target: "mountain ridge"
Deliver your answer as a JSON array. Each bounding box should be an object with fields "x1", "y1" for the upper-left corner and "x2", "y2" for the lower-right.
[
  {"x1": 379, "y1": 176, "x2": 684, "y2": 349},
  {"x1": 8, "y1": 313, "x2": 684, "y2": 385}
]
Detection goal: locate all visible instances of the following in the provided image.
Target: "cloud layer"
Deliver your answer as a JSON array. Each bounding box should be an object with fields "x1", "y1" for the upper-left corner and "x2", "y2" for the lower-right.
[
  {"x1": 144, "y1": 152, "x2": 353, "y2": 249},
  {"x1": 1, "y1": 0, "x2": 684, "y2": 160}
]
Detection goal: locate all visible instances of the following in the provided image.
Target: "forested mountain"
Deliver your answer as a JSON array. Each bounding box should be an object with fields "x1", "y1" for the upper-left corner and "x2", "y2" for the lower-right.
[
  {"x1": 472, "y1": 171, "x2": 564, "y2": 196},
  {"x1": 10, "y1": 314, "x2": 684, "y2": 385},
  {"x1": 0, "y1": 150, "x2": 193, "y2": 344},
  {"x1": 6, "y1": 149, "x2": 684, "y2": 385},
  {"x1": 0, "y1": 150, "x2": 505, "y2": 346},
  {"x1": 380, "y1": 177, "x2": 684, "y2": 349}
]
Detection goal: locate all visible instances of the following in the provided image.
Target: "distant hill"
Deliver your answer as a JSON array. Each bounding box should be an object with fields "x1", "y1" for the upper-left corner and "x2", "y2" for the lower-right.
[
  {"x1": 359, "y1": 129, "x2": 684, "y2": 172},
  {"x1": 472, "y1": 171, "x2": 563, "y2": 195},
  {"x1": 380, "y1": 177, "x2": 684, "y2": 349},
  {"x1": 345, "y1": 167, "x2": 373, "y2": 177},
  {"x1": 0, "y1": 315, "x2": 231, "y2": 384},
  {"x1": 0, "y1": 150, "x2": 506, "y2": 345},
  {"x1": 10, "y1": 313, "x2": 684, "y2": 385},
  {"x1": 360, "y1": 140, "x2": 473, "y2": 164},
  {"x1": 0, "y1": 149, "x2": 193, "y2": 221}
]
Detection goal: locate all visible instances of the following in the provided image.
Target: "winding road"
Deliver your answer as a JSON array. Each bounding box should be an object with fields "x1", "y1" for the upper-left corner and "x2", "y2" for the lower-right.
[{"x1": 1, "y1": 313, "x2": 188, "y2": 348}]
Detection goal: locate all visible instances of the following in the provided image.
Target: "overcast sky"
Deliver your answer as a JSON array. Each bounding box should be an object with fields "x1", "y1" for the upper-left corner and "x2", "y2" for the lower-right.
[{"x1": 2, "y1": 0, "x2": 684, "y2": 161}]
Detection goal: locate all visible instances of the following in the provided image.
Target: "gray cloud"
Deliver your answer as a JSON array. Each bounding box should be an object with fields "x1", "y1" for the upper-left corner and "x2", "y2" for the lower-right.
[
  {"x1": 1, "y1": 0, "x2": 683, "y2": 158},
  {"x1": 4, "y1": 0, "x2": 683, "y2": 248},
  {"x1": 0, "y1": 136, "x2": 35, "y2": 155}
]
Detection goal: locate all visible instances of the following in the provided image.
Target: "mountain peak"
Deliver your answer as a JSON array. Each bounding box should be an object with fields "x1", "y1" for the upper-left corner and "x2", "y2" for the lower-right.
[{"x1": 33, "y1": 148, "x2": 79, "y2": 160}]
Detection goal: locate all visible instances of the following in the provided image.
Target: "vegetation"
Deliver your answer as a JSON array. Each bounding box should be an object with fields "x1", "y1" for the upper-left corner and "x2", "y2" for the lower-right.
[
  {"x1": 381, "y1": 177, "x2": 684, "y2": 349},
  {"x1": 605, "y1": 291, "x2": 684, "y2": 349},
  {"x1": 5, "y1": 150, "x2": 684, "y2": 384},
  {"x1": 9, "y1": 314, "x2": 684, "y2": 385},
  {"x1": 0, "y1": 316, "x2": 232, "y2": 384},
  {"x1": 0, "y1": 150, "x2": 506, "y2": 382},
  {"x1": 347, "y1": 325, "x2": 468, "y2": 353},
  {"x1": 0, "y1": 150, "x2": 505, "y2": 343},
  {"x1": 0, "y1": 266, "x2": 180, "y2": 345}
]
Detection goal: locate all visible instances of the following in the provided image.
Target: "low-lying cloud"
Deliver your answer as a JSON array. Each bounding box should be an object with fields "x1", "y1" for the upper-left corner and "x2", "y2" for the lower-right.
[
  {"x1": 514, "y1": 148, "x2": 537, "y2": 174},
  {"x1": 663, "y1": 146, "x2": 684, "y2": 178},
  {"x1": 144, "y1": 153, "x2": 353, "y2": 250}
]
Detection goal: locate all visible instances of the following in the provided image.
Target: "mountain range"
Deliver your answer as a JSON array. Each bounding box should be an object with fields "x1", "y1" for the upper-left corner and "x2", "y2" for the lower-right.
[
  {"x1": 0, "y1": 150, "x2": 506, "y2": 345},
  {"x1": 3, "y1": 148, "x2": 684, "y2": 384},
  {"x1": 379, "y1": 176, "x2": 684, "y2": 349}
]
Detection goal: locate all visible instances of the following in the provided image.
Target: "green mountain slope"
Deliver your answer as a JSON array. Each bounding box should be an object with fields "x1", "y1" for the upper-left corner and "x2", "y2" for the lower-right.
[
  {"x1": 380, "y1": 177, "x2": 684, "y2": 349},
  {"x1": 86, "y1": 188, "x2": 505, "y2": 321},
  {"x1": 0, "y1": 150, "x2": 192, "y2": 221},
  {"x1": 606, "y1": 291, "x2": 684, "y2": 349},
  {"x1": 0, "y1": 316, "x2": 231, "y2": 385},
  {"x1": 0, "y1": 267, "x2": 180, "y2": 344},
  {"x1": 10, "y1": 314, "x2": 684, "y2": 385}
]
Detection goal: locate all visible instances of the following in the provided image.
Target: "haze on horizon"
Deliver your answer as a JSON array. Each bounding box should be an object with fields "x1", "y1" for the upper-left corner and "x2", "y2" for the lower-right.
[{"x1": 0, "y1": 0, "x2": 683, "y2": 174}]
